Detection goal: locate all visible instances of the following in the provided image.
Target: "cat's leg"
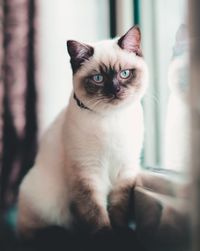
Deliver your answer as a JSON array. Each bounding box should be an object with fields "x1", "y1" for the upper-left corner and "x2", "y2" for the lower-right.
[
  {"x1": 17, "y1": 188, "x2": 47, "y2": 239},
  {"x1": 108, "y1": 171, "x2": 137, "y2": 228},
  {"x1": 17, "y1": 167, "x2": 71, "y2": 238},
  {"x1": 17, "y1": 168, "x2": 49, "y2": 239},
  {"x1": 70, "y1": 176, "x2": 111, "y2": 233}
]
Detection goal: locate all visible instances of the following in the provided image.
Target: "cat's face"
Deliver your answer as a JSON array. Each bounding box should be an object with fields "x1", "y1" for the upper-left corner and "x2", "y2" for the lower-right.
[{"x1": 67, "y1": 26, "x2": 148, "y2": 112}]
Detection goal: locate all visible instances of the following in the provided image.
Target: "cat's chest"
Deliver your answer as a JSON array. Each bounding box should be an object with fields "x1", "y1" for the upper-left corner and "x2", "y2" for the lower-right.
[
  {"x1": 73, "y1": 119, "x2": 136, "y2": 181},
  {"x1": 65, "y1": 105, "x2": 143, "y2": 169}
]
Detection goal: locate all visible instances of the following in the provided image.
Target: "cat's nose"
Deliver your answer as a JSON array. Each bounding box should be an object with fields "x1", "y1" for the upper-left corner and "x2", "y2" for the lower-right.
[{"x1": 110, "y1": 83, "x2": 121, "y2": 95}]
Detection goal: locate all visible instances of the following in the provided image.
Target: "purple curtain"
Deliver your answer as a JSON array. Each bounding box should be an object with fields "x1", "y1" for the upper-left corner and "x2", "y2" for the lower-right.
[{"x1": 0, "y1": 0, "x2": 38, "y2": 211}]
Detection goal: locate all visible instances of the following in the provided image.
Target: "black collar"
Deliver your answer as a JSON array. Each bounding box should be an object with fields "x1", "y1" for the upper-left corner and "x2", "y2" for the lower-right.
[{"x1": 73, "y1": 93, "x2": 91, "y2": 111}]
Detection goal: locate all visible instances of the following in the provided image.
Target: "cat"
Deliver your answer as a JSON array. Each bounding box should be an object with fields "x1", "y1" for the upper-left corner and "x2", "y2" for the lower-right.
[
  {"x1": 164, "y1": 24, "x2": 190, "y2": 173},
  {"x1": 17, "y1": 26, "x2": 148, "y2": 238}
]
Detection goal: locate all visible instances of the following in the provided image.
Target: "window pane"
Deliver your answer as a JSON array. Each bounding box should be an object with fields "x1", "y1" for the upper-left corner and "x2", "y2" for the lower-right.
[{"x1": 140, "y1": 0, "x2": 189, "y2": 174}]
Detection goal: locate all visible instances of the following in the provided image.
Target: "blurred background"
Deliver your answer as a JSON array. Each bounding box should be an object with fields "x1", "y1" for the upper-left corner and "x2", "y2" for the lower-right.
[{"x1": 1, "y1": 0, "x2": 197, "y2": 250}]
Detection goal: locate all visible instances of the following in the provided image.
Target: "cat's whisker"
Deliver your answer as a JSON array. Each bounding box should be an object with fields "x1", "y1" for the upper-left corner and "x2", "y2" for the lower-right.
[
  {"x1": 144, "y1": 93, "x2": 160, "y2": 105},
  {"x1": 85, "y1": 97, "x2": 104, "y2": 109}
]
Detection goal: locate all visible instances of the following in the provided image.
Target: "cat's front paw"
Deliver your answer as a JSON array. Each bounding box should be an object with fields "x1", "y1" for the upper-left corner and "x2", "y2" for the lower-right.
[
  {"x1": 70, "y1": 199, "x2": 111, "y2": 235},
  {"x1": 108, "y1": 180, "x2": 134, "y2": 228}
]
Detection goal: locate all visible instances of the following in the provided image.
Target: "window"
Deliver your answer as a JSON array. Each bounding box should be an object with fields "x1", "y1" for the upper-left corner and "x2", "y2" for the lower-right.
[{"x1": 140, "y1": 0, "x2": 188, "y2": 171}]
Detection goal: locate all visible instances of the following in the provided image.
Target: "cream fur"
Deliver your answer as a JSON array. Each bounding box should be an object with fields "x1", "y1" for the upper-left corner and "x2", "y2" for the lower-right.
[{"x1": 17, "y1": 37, "x2": 148, "y2": 236}]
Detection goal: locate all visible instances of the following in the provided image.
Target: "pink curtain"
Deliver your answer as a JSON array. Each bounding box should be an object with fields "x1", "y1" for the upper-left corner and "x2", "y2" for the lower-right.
[{"x1": 0, "y1": 0, "x2": 38, "y2": 211}]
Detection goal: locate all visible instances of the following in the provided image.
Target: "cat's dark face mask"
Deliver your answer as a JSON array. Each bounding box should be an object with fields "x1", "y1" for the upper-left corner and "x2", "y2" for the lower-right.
[{"x1": 83, "y1": 66, "x2": 138, "y2": 102}]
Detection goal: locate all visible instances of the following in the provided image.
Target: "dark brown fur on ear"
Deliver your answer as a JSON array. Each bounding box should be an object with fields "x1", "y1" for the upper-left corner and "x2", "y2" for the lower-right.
[
  {"x1": 67, "y1": 40, "x2": 94, "y2": 73},
  {"x1": 118, "y1": 25, "x2": 143, "y2": 57}
]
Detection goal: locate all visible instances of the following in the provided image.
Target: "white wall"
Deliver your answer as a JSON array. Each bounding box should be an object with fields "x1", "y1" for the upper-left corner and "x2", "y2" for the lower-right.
[{"x1": 37, "y1": 0, "x2": 109, "y2": 134}]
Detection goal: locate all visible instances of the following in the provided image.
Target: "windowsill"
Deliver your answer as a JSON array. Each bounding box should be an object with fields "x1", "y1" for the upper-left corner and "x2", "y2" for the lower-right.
[{"x1": 134, "y1": 170, "x2": 191, "y2": 251}]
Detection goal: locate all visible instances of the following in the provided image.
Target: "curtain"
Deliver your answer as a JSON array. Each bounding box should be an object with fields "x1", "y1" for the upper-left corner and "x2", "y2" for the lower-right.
[{"x1": 0, "y1": 0, "x2": 38, "y2": 212}]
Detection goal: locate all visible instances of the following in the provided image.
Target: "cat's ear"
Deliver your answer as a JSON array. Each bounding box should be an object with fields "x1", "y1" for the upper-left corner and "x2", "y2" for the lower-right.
[
  {"x1": 66, "y1": 40, "x2": 94, "y2": 73},
  {"x1": 118, "y1": 25, "x2": 142, "y2": 56},
  {"x1": 175, "y1": 24, "x2": 188, "y2": 43},
  {"x1": 173, "y1": 24, "x2": 188, "y2": 57}
]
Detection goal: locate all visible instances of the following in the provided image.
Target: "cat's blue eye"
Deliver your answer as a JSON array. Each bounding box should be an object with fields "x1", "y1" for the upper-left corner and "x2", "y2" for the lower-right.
[
  {"x1": 92, "y1": 74, "x2": 104, "y2": 83},
  {"x1": 120, "y1": 69, "x2": 131, "y2": 79}
]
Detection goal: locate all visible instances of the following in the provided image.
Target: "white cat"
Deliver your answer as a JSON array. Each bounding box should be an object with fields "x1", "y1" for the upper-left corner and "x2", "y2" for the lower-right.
[
  {"x1": 164, "y1": 24, "x2": 189, "y2": 173},
  {"x1": 17, "y1": 26, "x2": 148, "y2": 238}
]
